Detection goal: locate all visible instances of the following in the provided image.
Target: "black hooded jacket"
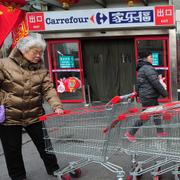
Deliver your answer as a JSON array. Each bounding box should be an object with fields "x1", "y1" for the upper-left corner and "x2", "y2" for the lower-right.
[{"x1": 135, "y1": 59, "x2": 168, "y2": 104}]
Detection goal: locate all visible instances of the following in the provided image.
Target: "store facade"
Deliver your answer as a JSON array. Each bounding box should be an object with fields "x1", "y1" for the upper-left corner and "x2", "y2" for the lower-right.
[{"x1": 26, "y1": 5, "x2": 177, "y2": 103}]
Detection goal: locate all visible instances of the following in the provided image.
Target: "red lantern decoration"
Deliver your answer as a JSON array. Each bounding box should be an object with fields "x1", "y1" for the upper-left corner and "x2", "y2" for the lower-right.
[
  {"x1": 57, "y1": 77, "x2": 81, "y2": 93},
  {"x1": 0, "y1": 0, "x2": 27, "y2": 11},
  {"x1": 58, "y1": 0, "x2": 80, "y2": 10}
]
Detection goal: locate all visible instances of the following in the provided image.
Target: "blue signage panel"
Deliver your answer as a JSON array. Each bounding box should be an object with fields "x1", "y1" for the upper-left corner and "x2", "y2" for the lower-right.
[
  {"x1": 152, "y1": 52, "x2": 159, "y2": 66},
  {"x1": 59, "y1": 56, "x2": 75, "y2": 68},
  {"x1": 109, "y1": 10, "x2": 154, "y2": 24}
]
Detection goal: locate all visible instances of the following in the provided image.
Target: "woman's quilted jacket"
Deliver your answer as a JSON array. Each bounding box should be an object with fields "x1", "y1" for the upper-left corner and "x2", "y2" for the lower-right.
[{"x1": 0, "y1": 48, "x2": 63, "y2": 126}]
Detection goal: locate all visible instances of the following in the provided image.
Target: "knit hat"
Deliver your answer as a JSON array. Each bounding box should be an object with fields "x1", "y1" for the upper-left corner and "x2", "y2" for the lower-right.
[{"x1": 16, "y1": 33, "x2": 46, "y2": 53}]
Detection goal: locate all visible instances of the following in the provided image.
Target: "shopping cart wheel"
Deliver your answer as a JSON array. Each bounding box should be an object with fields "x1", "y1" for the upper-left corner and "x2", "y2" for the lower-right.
[
  {"x1": 153, "y1": 167, "x2": 161, "y2": 180},
  {"x1": 61, "y1": 174, "x2": 71, "y2": 180},
  {"x1": 127, "y1": 164, "x2": 142, "y2": 180},
  {"x1": 178, "y1": 167, "x2": 180, "y2": 178},
  {"x1": 153, "y1": 176, "x2": 160, "y2": 180},
  {"x1": 69, "y1": 168, "x2": 81, "y2": 178},
  {"x1": 126, "y1": 175, "x2": 139, "y2": 180}
]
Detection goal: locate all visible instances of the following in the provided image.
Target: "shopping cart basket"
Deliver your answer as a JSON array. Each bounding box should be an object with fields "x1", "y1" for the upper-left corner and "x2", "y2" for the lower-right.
[
  {"x1": 107, "y1": 101, "x2": 180, "y2": 180},
  {"x1": 39, "y1": 92, "x2": 136, "y2": 180}
]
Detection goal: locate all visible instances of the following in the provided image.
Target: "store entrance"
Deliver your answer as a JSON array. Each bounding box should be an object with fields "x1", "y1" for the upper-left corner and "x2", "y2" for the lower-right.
[{"x1": 81, "y1": 38, "x2": 136, "y2": 102}]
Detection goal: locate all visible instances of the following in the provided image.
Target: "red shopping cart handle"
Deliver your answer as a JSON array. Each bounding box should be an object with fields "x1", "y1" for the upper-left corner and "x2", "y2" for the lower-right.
[
  {"x1": 103, "y1": 119, "x2": 119, "y2": 133},
  {"x1": 110, "y1": 92, "x2": 137, "y2": 104},
  {"x1": 39, "y1": 110, "x2": 72, "y2": 121},
  {"x1": 111, "y1": 96, "x2": 121, "y2": 104},
  {"x1": 103, "y1": 114, "x2": 127, "y2": 133},
  {"x1": 163, "y1": 101, "x2": 180, "y2": 109},
  {"x1": 39, "y1": 106, "x2": 106, "y2": 121}
]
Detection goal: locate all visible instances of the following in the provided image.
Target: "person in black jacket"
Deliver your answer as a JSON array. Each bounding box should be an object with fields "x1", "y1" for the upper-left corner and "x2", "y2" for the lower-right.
[{"x1": 125, "y1": 52, "x2": 168, "y2": 142}]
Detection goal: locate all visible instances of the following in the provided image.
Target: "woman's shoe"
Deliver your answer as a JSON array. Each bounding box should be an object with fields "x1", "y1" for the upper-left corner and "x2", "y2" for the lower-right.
[
  {"x1": 124, "y1": 132, "x2": 136, "y2": 142},
  {"x1": 157, "y1": 132, "x2": 168, "y2": 137}
]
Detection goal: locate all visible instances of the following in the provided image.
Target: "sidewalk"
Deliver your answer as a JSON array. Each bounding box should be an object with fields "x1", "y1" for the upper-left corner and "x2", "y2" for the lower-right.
[{"x1": 0, "y1": 103, "x2": 174, "y2": 180}]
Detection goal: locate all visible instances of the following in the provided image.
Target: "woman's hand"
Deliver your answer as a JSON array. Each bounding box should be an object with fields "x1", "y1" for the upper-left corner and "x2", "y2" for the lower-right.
[{"x1": 55, "y1": 108, "x2": 64, "y2": 114}]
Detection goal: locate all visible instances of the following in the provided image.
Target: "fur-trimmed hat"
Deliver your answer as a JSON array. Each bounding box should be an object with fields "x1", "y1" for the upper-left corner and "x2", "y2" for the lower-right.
[{"x1": 16, "y1": 33, "x2": 46, "y2": 53}]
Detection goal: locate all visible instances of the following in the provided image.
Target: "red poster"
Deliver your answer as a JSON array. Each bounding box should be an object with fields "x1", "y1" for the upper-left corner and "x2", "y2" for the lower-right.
[
  {"x1": 155, "y1": 6, "x2": 174, "y2": 26},
  {"x1": 26, "y1": 12, "x2": 45, "y2": 31}
]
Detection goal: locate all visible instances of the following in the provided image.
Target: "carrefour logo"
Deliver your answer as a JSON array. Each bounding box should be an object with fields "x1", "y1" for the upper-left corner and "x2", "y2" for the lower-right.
[
  {"x1": 96, "y1": 12, "x2": 108, "y2": 24},
  {"x1": 46, "y1": 16, "x2": 89, "y2": 24},
  {"x1": 90, "y1": 12, "x2": 108, "y2": 24}
]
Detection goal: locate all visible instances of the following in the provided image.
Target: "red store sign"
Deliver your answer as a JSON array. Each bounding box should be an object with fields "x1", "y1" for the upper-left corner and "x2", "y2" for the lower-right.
[
  {"x1": 155, "y1": 6, "x2": 174, "y2": 26},
  {"x1": 26, "y1": 12, "x2": 45, "y2": 31}
]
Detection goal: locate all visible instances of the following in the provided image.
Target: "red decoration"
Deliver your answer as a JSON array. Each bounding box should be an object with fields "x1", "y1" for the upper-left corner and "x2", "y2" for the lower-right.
[
  {"x1": 12, "y1": 18, "x2": 28, "y2": 48},
  {"x1": 0, "y1": 5, "x2": 25, "y2": 48},
  {"x1": 0, "y1": 0, "x2": 27, "y2": 11},
  {"x1": 57, "y1": 77, "x2": 81, "y2": 93}
]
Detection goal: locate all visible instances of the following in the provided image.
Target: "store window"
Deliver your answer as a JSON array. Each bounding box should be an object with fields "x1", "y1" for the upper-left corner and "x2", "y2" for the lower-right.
[{"x1": 47, "y1": 40, "x2": 84, "y2": 103}]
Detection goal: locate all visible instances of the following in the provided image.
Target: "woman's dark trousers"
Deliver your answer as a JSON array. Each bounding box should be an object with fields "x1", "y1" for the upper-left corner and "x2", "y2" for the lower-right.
[{"x1": 0, "y1": 122, "x2": 59, "y2": 180}]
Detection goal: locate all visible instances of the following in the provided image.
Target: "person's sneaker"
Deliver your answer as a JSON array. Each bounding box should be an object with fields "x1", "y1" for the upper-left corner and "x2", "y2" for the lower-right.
[
  {"x1": 124, "y1": 132, "x2": 136, "y2": 142},
  {"x1": 157, "y1": 132, "x2": 168, "y2": 137}
]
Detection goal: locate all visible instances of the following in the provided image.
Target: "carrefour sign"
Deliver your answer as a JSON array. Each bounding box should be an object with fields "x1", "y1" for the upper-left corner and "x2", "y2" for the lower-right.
[{"x1": 26, "y1": 5, "x2": 174, "y2": 32}]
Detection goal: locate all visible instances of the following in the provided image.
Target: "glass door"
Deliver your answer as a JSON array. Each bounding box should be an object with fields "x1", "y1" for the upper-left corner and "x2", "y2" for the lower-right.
[
  {"x1": 135, "y1": 37, "x2": 171, "y2": 102},
  {"x1": 47, "y1": 39, "x2": 84, "y2": 103}
]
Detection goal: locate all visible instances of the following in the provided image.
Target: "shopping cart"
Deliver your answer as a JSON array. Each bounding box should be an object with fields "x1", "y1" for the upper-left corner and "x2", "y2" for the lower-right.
[
  {"x1": 108, "y1": 101, "x2": 180, "y2": 180},
  {"x1": 39, "y1": 92, "x2": 136, "y2": 180}
]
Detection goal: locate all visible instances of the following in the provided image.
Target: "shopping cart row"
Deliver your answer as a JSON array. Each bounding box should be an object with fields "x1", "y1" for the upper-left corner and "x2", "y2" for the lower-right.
[{"x1": 39, "y1": 92, "x2": 180, "y2": 180}]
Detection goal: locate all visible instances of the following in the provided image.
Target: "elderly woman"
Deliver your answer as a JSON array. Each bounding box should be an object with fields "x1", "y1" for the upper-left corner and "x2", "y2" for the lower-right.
[{"x1": 0, "y1": 33, "x2": 63, "y2": 180}]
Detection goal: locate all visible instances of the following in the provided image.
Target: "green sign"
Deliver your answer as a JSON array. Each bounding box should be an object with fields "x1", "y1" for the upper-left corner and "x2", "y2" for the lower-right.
[
  {"x1": 59, "y1": 56, "x2": 75, "y2": 68},
  {"x1": 152, "y1": 52, "x2": 159, "y2": 66}
]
